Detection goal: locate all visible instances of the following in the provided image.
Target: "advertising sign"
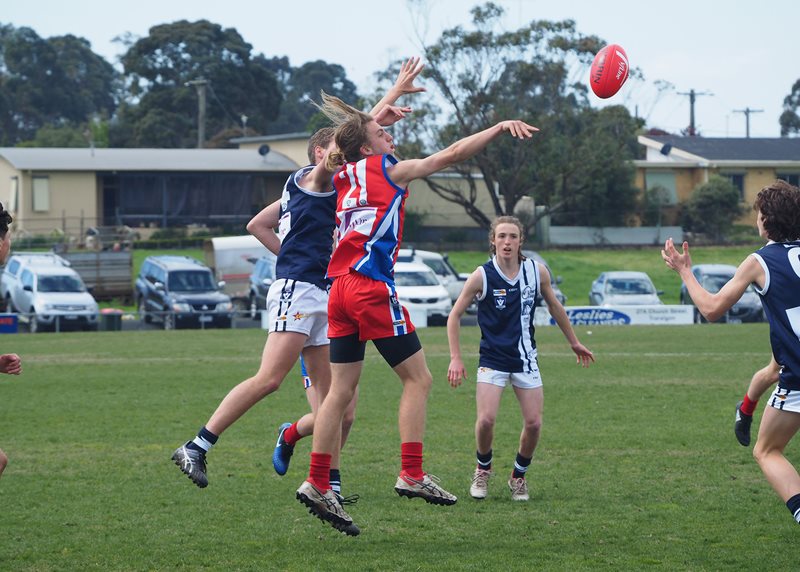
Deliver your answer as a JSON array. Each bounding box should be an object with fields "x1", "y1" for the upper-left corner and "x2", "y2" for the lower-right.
[{"x1": 534, "y1": 305, "x2": 694, "y2": 326}]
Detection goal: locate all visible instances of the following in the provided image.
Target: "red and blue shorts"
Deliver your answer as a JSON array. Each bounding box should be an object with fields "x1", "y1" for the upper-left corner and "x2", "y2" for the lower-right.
[{"x1": 328, "y1": 270, "x2": 415, "y2": 341}]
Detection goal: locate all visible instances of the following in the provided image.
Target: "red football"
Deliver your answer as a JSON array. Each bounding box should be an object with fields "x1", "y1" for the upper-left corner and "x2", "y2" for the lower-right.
[{"x1": 589, "y1": 44, "x2": 630, "y2": 99}]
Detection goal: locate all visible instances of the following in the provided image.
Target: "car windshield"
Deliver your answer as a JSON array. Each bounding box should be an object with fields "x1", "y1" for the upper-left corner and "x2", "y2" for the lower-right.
[
  {"x1": 423, "y1": 259, "x2": 448, "y2": 277},
  {"x1": 168, "y1": 271, "x2": 215, "y2": 292},
  {"x1": 395, "y1": 271, "x2": 440, "y2": 287},
  {"x1": 605, "y1": 278, "x2": 655, "y2": 295},
  {"x1": 38, "y1": 275, "x2": 85, "y2": 293}
]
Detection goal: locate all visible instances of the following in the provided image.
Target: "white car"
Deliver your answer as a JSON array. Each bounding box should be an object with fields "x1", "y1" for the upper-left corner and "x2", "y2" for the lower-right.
[
  {"x1": 393, "y1": 262, "x2": 453, "y2": 326},
  {"x1": 0, "y1": 252, "x2": 70, "y2": 311},
  {"x1": 14, "y1": 264, "x2": 99, "y2": 332},
  {"x1": 589, "y1": 271, "x2": 663, "y2": 307},
  {"x1": 396, "y1": 248, "x2": 468, "y2": 304}
]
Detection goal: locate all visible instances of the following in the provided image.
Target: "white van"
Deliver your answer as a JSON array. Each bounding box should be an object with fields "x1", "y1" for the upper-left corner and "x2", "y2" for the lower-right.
[{"x1": 203, "y1": 235, "x2": 275, "y2": 308}]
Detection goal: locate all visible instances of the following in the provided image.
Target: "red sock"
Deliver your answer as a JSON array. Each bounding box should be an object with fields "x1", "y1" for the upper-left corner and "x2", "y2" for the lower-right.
[
  {"x1": 308, "y1": 452, "x2": 331, "y2": 491},
  {"x1": 284, "y1": 422, "x2": 301, "y2": 446},
  {"x1": 401, "y1": 442, "x2": 424, "y2": 479},
  {"x1": 741, "y1": 395, "x2": 758, "y2": 416}
]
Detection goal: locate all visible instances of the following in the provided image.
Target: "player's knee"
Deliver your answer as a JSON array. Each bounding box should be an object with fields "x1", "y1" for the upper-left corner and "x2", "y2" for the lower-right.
[
  {"x1": 523, "y1": 416, "x2": 542, "y2": 435},
  {"x1": 250, "y1": 373, "x2": 284, "y2": 397},
  {"x1": 476, "y1": 414, "x2": 496, "y2": 431}
]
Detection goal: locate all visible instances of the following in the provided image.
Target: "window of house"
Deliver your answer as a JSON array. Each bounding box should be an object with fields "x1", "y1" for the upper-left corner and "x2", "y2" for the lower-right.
[
  {"x1": 721, "y1": 173, "x2": 745, "y2": 200},
  {"x1": 644, "y1": 171, "x2": 677, "y2": 204},
  {"x1": 777, "y1": 173, "x2": 800, "y2": 187},
  {"x1": 32, "y1": 176, "x2": 50, "y2": 212},
  {"x1": 9, "y1": 177, "x2": 18, "y2": 213}
]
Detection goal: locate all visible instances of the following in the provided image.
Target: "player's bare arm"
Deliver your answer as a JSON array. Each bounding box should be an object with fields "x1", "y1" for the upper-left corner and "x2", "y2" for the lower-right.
[
  {"x1": 368, "y1": 56, "x2": 425, "y2": 117},
  {"x1": 539, "y1": 265, "x2": 594, "y2": 367},
  {"x1": 662, "y1": 238, "x2": 763, "y2": 322},
  {"x1": 389, "y1": 120, "x2": 538, "y2": 188},
  {"x1": 246, "y1": 200, "x2": 282, "y2": 255},
  {"x1": 446, "y1": 269, "x2": 483, "y2": 387}
]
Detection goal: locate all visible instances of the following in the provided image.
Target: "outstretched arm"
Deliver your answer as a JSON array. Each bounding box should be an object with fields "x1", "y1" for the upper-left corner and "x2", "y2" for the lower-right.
[
  {"x1": 661, "y1": 238, "x2": 763, "y2": 322},
  {"x1": 368, "y1": 57, "x2": 426, "y2": 117},
  {"x1": 389, "y1": 120, "x2": 538, "y2": 188}
]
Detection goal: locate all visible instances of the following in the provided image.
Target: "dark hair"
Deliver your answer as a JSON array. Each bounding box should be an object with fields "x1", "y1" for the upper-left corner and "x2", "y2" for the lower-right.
[
  {"x1": 488, "y1": 215, "x2": 525, "y2": 260},
  {"x1": 306, "y1": 127, "x2": 335, "y2": 164},
  {"x1": 753, "y1": 180, "x2": 800, "y2": 242},
  {"x1": 0, "y1": 202, "x2": 12, "y2": 239}
]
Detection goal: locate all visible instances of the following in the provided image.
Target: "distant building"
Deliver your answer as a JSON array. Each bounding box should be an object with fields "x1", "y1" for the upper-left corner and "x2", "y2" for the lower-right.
[
  {"x1": 0, "y1": 147, "x2": 298, "y2": 236},
  {"x1": 635, "y1": 136, "x2": 800, "y2": 224}
]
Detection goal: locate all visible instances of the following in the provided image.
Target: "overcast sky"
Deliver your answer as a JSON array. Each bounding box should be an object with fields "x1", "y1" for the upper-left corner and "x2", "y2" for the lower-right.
[{"x1": 4, "y1": 0, "x2": 798, "y2": 138}]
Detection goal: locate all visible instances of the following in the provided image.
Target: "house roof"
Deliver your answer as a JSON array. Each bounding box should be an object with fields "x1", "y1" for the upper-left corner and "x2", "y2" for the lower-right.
[
  {"x1": 640, "y1": 136, "x2": 800, "y2": 161},
  {"x1": 229, "y1": 132, "x2": 309, "y2": 144},
  {"x1": 0, "y1": 147, "x2": 300, "y2": 172}
]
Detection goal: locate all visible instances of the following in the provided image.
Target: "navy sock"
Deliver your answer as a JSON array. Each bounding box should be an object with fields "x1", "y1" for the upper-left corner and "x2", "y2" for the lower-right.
[
  {"x1": 786, "y1": 492, "x2": 800, "y2": 524},
  {"x1": 329, "y1": 469, "x2": 341, "y2": 495},
  {"x1": 188, "y1": 426, "x2": 218, "y2": 453},
  {"x1": 512, "y1": 452, "x2": 532, "y2": 479},
  {"x1": 477, "y1": 449, "x2": 493, "y2": 471}
]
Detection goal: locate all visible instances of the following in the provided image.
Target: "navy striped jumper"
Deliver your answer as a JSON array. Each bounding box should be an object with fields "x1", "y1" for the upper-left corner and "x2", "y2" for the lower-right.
[{"x1": 476, "y1": 257, "x2": 540, "y2": 373}]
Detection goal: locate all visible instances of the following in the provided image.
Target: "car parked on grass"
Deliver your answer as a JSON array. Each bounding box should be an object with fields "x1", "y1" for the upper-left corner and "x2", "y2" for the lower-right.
[
  {"x1": 393, "y1": 261, "x2": 453, "y2": 326},
  {"x1": 521, "y1": 250, "x2": 567, "y2": 307},
  {"x1": 247, "y1": 254, "x2": 277, "y2": 320},
  {"x1": 589, "y1": 271, "x2": 663, "y2": 306},
  {"x1": 135, "y1": 255, "x2": 234, "y2": 329},
  {"x1": 14, "y1": 264, "x2": 99, "y2": 333},
  {"x1": 680, "y1": 264, "x2": 764, "y2": 323},
  {"x1": 0, "y1": 252, "x2": 70, "y2": 311}
]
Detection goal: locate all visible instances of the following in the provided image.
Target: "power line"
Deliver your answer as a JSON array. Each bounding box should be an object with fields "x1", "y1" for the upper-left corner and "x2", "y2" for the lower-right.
[
  {"x1": 677, "y1": 89, "x2": 713, "y2": 136},
  {"x1": 733, "y1": 107, "x2": 764, "y2": 138}
]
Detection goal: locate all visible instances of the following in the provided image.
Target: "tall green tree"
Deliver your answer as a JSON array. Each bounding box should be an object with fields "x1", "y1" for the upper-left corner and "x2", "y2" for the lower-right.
[
  {"x1": 780, "y1": 79, "x2": 800, "y2": 136},
  {"x1": 0, "y1": 24, "x2": 118, "y2": 145},
  {"x1": 681, "y1": 176, "x2": 745, "y2": 242},
  {"x1": 376, "y1": 2, "x2": 641, "y2": 229},
  {"x1": 264, "y1": 58, "x2": 359, "y2": 134},
  {"x1": 113, "y1": 20, "x2": 282, "y2": 147}
]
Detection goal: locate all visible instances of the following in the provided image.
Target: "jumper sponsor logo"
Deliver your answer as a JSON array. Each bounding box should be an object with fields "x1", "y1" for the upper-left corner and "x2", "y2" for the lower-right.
[
  {"x1": 522, "y1": 286, "x2": 534, "y2": 300},
  {"x1": 340, "y1": 207, "x2": 377, "y2": 237},
  {"x1": 393, "y1": 319, "x2": 407, "y2": 327},
  {"x1": 558, "y1": 308, "x2": 631, "y2": 325}
]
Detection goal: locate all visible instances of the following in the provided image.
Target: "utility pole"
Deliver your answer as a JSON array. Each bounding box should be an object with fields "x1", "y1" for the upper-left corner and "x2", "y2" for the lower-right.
[
  {"x1": 185, "y1": 78, "x2": 209, "y2": 148},
  {"x1": 733, "y1": 107, "x2": 764, "y2": 138},
  {"x1": 677, "y1": 89, "x2": 712, "y2": 136}
]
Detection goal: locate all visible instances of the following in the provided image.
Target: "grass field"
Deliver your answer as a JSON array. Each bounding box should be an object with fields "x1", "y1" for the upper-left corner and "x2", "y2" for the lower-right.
[{"x1": 1, "y1": 322, "x2": 797, "y2": 570}]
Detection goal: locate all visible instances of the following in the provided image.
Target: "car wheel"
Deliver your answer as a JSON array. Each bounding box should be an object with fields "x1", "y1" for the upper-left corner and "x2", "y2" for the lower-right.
[
  {"x1": 163, "y1": 311, "x2": 175, "y2": 330},
  {"x1": 138, "y1": 297, "x2": 152, "y2": 324},
  {"x1": 4, "y1": 294, "x2": 13, "y2": 313},
  {"x1": 249, "y1": 293, "x2": 259, "y2": 321}
]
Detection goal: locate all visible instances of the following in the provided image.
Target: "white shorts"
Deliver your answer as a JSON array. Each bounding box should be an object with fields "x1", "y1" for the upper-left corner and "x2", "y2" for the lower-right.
[
  {"x1": 766, "y1": 385, "x2": 800, "y2": 414},
  {"x1": 266, "y1": 278, "x2": 329, "y2": 347},
  {"x1": 476, "y1": 366, "x2": 543, "y2": 389}
]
